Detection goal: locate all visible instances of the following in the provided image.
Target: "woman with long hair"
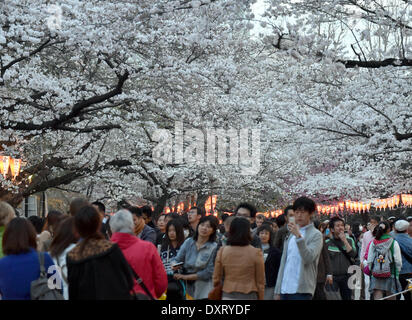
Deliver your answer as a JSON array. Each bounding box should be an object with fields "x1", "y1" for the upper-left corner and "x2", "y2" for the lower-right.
[
  {"x1": 161, "y1": 219, "x2": 186, "y2": 274},
  {"x1": 367, "y1": 221, "x2": 402, "y2": 300},
  {"x1": 171, "y1": 215, "x2": 219, "y2": 299},
  {"x1": 66, "y1": 206, "x2": 134, "y2": 300},
  {"x1": 0, "y1": 218, "x2": 55, "y2": 299},
  {"x1": 37, "y1": 210, "x2": 65, "y2": 252},
  {"x1": 49, "y1": 217, "x2": 79, "y2": 300},
  {"x1": 212, "y1": 217, "x2": 265, "y2": 300},
  {"x1": 160, "y1": 219, "x2": 186, "y2": 299}
]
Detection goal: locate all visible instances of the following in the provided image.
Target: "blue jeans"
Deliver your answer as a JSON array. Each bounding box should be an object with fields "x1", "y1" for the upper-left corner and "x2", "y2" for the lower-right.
[{"x1": 280, "y1": 293, "x2": 312, "y2": 300}]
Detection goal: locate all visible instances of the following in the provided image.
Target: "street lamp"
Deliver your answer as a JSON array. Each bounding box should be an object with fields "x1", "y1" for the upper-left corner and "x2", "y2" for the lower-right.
[{"x1": 0, "y1": 156, "x2": 22, "y2": 180}]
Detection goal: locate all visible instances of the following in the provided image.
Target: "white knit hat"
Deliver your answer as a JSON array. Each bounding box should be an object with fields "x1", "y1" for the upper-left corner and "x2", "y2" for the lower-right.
[{"x1": 394, "y1": 220, "x2": 409, "y2": 232}]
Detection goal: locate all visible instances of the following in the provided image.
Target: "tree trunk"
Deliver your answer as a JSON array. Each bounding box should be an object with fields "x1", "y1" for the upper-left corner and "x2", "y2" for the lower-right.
[
  {"x1": 196, "y1": 192, "x2": 209, "y2": 215},
  {"x1": 153, "y1": 194, "x2": 169, "y2": 221}
]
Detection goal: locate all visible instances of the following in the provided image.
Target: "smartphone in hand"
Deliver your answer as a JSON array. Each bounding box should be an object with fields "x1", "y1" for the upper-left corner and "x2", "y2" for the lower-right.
[{"x1": 172, "y1": 262, "x2": 184, "y2": 270}]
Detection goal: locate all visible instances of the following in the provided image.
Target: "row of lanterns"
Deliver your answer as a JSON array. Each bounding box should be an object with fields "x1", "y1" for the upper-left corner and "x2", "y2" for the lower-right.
[
  {"x1": 163, "y1": 195, "x2": 218, "y2": 216},
  {"x1": 263, "y1": 193, "x2": 412, "y2": 218},
  {"x1": 317, "y1": 201, "x2": 371, "y2": 215},
  {"x1": 374, "y1": 195, "x2": 401, "y2": 210},
  {"x1": 162, "y1": 193, "x2": 412, "y2": 218},
  {"x1": 0, "y1": 156, "x2": 22, "y2": 180},
  {"x1": 402, "y1": 194, "x2": 412, "y2": 207}
]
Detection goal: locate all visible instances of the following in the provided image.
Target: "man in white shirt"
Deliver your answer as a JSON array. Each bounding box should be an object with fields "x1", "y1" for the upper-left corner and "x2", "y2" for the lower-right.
[{"x1": 274, "y1": 197, "x2": 323, "y2": 300}]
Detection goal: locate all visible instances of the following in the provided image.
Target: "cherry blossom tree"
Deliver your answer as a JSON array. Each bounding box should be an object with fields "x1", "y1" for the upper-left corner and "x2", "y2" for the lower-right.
[{"x1": 254, "y1": 0, "x2": 412, "y2": 202}]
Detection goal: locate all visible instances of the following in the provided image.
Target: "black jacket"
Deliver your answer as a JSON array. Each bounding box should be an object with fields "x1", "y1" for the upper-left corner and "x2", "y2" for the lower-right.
[
  {"x1": 273, "y1": 225, "x2": 289, "y2": 252},
  {"x1": 67, "y1": 242, "x2": 134, "y2": 300},
  {"x1": 264, "y1": 247, "x2": 282, "y2": 287},
  {"x1": 317, "y1": 238, "x2": 332, "y2": 283}
]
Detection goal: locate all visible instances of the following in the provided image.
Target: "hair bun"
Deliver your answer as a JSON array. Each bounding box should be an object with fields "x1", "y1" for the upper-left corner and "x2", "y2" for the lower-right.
[{"x1": 379, "y1": 223, "x2": 385, "y2": 229}]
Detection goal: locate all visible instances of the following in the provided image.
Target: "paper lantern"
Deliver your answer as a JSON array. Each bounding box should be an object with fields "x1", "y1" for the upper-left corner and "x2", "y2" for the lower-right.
[
  {"x1": 0, "y1": 156, "x2": 10, "y2": 179},
  {"x1": 8, "y1": 158, "x2": 21, "y2": 180},
  {"x1": 395, "y1": 195, "x2": 400, "y2": 206}
]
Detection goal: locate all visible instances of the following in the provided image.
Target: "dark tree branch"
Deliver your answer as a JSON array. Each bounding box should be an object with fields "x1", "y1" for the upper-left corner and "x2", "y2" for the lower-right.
[
  {"x1": 394, "y1": 132, "x2": 412, "y2": 141},
  {"x1": 2, "y1": 71, "x2": 129, "y2": 131},
  {"x1": 55, "y1": 124, "x2": 121, "y2": 133},
  {"x1": 0, "y1": 39, "x2": 65, "y2": 78},
  {"x1": 337, "y1": 58, "x2": 412, "y2": 68},
  {"x1": 351, "y1": 44, "x2": 362, "y2": 62}
]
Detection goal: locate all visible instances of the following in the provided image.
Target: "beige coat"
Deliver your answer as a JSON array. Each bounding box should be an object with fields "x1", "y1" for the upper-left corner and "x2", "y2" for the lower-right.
[{"x1": 213, "y1": 245, "x2": 265, "y2": 300}]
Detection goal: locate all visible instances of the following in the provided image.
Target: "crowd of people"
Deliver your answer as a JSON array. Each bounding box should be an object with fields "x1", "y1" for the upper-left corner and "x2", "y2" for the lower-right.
[{"x1": 0, "y1": 196, "x2": 411, "y2": 300}]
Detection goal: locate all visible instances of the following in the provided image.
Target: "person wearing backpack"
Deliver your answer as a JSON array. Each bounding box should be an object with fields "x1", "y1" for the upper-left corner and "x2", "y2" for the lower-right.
[
  {"x1": 367, "y1": 221, "x2": 402, "y2": 300},
  {"x1": 0, "y1": 218, "x2": 57, "y2": 300},
  {"x1": 393, "y1": 220, "x2": 412, "y2": 300}
]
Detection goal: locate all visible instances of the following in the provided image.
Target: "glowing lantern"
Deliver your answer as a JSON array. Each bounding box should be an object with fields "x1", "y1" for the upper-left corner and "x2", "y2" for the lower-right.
[
  {"x1": 0, "y1": 156, "x2": 10, "y2": 179},
  {"x1": 8, "y1": 158, "x2": 21, "y2": 180},
  {"x1": 403, "y1": 194, "x2": 412, "y2": 207},
  {"x1": 395, "y1": 195, "x2": 400, "y2": 206}
]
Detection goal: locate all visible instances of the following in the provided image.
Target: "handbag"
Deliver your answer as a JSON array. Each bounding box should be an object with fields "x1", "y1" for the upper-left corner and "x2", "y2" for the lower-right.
[
  {"x1": 324, "y1": 282, "x2": 342, "y2": 300},
  {"x1": 208, "y1": 246, "x2": 225, "y2": 300},
  {"x1": 31, "y1": 252, "x2": 64, "y2": 300},
  {"x1": 208, "y1": 284, "x2": 223, "y2": 300}
]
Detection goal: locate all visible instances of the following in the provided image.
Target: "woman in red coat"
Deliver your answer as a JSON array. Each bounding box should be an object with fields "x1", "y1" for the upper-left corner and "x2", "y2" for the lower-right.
[{"x1": 110, "y1": 209, "x2": 168, "y2": 299}]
